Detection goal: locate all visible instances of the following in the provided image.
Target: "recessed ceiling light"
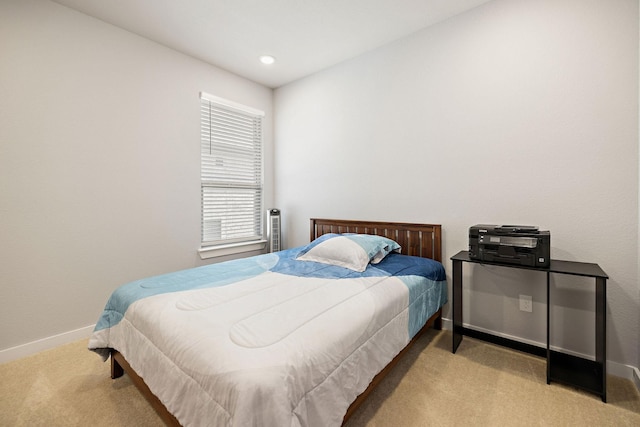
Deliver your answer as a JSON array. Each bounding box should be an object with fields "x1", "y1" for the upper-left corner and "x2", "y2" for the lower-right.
[{"x1": 259, "y1": 55, "x2": 276, "y2": 65}]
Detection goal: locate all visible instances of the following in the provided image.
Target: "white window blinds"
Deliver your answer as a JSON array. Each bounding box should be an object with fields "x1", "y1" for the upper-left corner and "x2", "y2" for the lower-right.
[{"x1": 200, "y1": 92, "x2": 264, "y2": 247}]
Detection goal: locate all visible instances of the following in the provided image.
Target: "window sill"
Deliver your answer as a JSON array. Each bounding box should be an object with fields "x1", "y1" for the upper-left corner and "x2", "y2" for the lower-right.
[{"x1": 198, "y1": 240, "x2": 267, "y2": 259}]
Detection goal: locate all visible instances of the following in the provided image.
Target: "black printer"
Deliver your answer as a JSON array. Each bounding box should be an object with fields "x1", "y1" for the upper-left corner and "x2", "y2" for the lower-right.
[{"x1": 469, "y1": 225, "x2": 550, "y2": 268}]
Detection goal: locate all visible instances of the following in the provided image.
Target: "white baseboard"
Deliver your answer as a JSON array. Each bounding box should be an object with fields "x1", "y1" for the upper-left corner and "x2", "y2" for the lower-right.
[
  {"x1": 0, "y1": 324, "x2": 95, "y2": 364},
  {"x1": 631, "y1": 366, "x2": 640, "y2": 390},
  {"x1": 440, "y1": 317, "x2": 640, "y2": 389}
]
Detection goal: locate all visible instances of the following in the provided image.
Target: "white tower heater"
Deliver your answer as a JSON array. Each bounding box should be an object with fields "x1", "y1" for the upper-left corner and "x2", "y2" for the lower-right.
[{"x1": 266, "y1": 209, "x2": 281, "y2": 252}]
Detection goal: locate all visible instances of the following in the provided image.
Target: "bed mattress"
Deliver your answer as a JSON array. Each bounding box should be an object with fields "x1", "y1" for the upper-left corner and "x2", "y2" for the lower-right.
[{"x1": 89, "y1": 247, "x2": 447, "y2": 426}]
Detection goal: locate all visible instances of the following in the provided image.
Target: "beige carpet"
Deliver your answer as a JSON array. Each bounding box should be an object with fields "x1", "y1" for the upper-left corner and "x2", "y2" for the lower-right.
[{"x1": 1, "y1": 330, "x2": 639, "y2": 426}]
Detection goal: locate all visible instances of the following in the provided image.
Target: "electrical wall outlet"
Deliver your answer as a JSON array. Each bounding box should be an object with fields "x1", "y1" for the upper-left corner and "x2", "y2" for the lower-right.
[{"x1": 519, "y1": 294, "x2": 532, "y2": 312}]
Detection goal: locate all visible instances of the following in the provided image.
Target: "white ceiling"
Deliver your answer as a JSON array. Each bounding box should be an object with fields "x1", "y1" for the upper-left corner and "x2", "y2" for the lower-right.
[{"x1": 52, "y1": 0, "x2": 492, "y2": 88}]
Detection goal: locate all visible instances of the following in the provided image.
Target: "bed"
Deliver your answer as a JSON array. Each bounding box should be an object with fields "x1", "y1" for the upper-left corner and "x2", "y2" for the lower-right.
[{"x1": 89, "y1": 218, "x2": 447, "y2": 426}]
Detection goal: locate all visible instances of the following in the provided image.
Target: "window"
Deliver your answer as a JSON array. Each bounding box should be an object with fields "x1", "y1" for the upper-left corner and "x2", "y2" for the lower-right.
[{"x1": 199, "y1": 92, "x2": 265, "y2": 254}]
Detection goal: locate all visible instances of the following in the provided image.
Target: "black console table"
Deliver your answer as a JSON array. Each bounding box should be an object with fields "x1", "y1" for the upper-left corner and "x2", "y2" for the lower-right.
[{"x1": 451, "y1": 250, "x2": 608, "y2": 402}]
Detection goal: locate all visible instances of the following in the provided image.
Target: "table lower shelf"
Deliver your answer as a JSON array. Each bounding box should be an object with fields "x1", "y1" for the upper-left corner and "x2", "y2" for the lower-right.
[
  {"x1": 454, "y1": 327, "x2": 546, "y2": 357},
  {"x1": 548, "y1": 350, "x2": 606, "y2": 402}
]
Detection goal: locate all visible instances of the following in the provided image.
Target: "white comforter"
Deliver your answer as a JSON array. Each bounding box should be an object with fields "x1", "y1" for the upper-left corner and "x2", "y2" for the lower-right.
[{"x1": 89, "y1": 250, "x2": 447, "y2": 426}]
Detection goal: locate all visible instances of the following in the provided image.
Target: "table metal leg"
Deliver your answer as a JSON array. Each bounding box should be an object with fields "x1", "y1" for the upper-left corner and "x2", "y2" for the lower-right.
[
  {"x1": 596, "y1": 277, "x2": 607, "y2": 402},
  {"x1": 452, "y1": 259, "x2": 463, "y2": 353}
]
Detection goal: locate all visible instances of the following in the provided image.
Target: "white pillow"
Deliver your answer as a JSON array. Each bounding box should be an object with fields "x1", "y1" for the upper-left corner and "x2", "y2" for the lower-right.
[{"x1": 296, "y1": 233, "x2": 401, "y2": 272}]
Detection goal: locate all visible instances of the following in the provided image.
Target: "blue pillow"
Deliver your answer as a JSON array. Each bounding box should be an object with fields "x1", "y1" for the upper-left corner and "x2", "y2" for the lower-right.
[{"x1": 296, "y1": 233, "x2": 401, "y2": 272}]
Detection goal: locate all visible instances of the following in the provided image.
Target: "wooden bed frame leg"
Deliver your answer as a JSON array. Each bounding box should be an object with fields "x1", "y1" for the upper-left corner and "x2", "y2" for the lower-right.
[
  {"x1": 434, "y1": 311, "x2": 443, "y2": 330},
  {"x1": 111, "y1": 351, "x2": 124, "y2": 379}
]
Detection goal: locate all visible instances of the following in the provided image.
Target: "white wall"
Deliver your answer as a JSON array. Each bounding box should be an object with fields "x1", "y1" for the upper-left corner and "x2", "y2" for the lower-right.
[
  {"x1": 274, "y1": 0, "x2": 639, "y2": 368},
  {"x1": 0, "y1": 0, "x2": 273, "y2": 353}
]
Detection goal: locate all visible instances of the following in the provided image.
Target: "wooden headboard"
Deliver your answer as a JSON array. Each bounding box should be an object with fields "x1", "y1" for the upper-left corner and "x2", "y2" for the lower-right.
[{"x1": 310, "y1": 218, "x2": 442, "y2": 262}]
